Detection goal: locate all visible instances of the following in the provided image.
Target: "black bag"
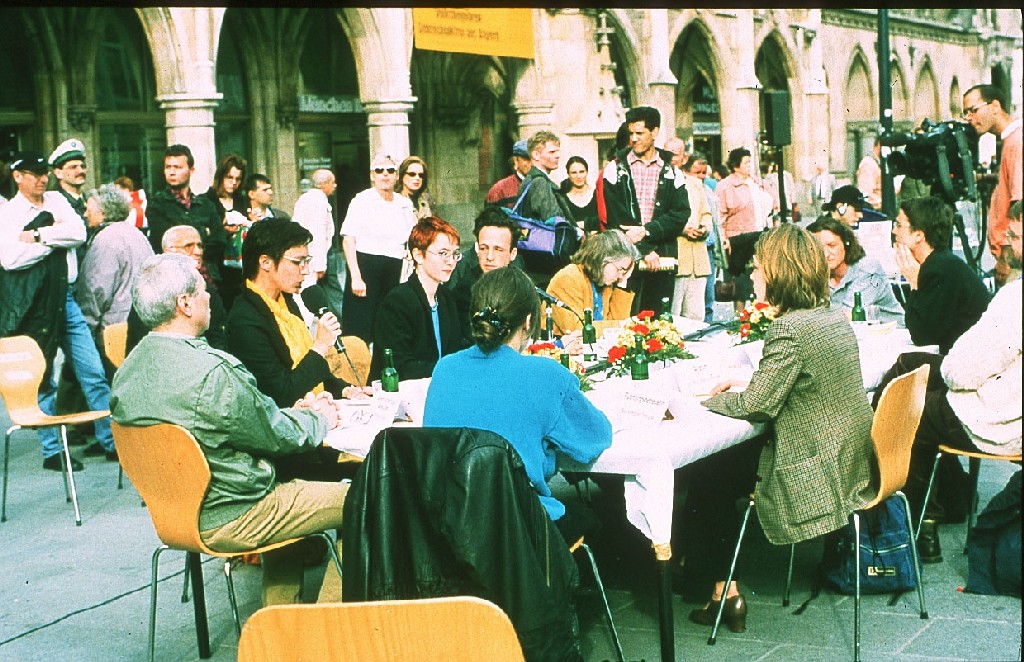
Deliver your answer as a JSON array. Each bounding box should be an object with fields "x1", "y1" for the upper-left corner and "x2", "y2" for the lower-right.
[
  {"x1": 714, "y1": 279, "x2": 737, "y2": 302},
  {"x1": 822, "y1": 496, "x2": 918, "y2": 595},
  {"x1": 966, "y1": 470, "x2": 1021, "y2": 596},
  {"x1": 500, "y1": 179, "x2": 581, "y2": 261}
]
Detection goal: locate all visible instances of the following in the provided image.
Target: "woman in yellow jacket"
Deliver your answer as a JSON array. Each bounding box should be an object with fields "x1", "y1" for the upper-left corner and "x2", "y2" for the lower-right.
[{"x1": 546, "y1": 229, "x2": 640, "y2": 335}]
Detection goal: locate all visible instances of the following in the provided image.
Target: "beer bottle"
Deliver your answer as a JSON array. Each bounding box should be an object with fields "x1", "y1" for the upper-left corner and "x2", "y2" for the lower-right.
[
  {"x1": 582, "y1": 308, "x2": 597, "y2": 361},
  {"x1": 851, "y1": 291, "x2": 866, "y2": 322},
  {"x1": 630, "y1": 334, "x2": 649, "y2": 381},
  {"x1": 381, "y1": 348, "x2": 400, "y2": 392},
  {"x1": 659, "y1": 297, "x2": 673, "y2": 323}
]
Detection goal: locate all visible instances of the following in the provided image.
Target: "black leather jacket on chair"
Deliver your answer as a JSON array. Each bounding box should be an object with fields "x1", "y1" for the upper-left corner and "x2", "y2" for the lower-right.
[{"x1": 342, "y1": 427, "x2": 582, "y2": 662}]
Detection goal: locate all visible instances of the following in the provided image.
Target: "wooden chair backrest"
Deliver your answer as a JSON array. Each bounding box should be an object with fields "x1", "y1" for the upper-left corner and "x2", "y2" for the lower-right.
[
  {"x1": 102, "y1": 322, "x2": 128, "y2": 368},
  {"x1": 110, "y1": 421, "x2": 210, "y2": 552},
  {"x1": 0, "y1": 336, "x2": 46, "y2": 423},
  {"x1": 332, "y1": 335, "x2": 371, "y2": 387},
  {"x1": 867, "y1": 364, "x2": 930, "y2": 508},
  {"x1": 237, "y1": 597, "x2": 525, "y2": 662}
]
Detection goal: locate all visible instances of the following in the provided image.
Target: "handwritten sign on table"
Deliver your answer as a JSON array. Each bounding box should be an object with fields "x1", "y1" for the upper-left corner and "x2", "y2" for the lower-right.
[{"x1": 602, "y1": 391, "x2": 672, "y2": 432}]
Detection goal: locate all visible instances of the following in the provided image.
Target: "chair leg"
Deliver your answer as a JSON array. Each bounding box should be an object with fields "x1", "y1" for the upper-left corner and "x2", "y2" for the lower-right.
[
  {"x1": 316, "y1": 531, "x2": 344, "y2": 599},
  {"x1": 709, "y1": 497, "x2": 753, "y2": 646},
  {"x1": 895, "y1": 491, "x2": 929, "y2": 620},
  {"x1": 918, "y1": 452, "x2": 943, "y2": 537},
  {"x1": 60, "y1": 426, "x2": 82, "y2": 526},
  {"x1": 118, "y1": 465, "x2": 124, "y2": 490},
  {"x1": 2, "y1": 425, "x2": 19, "y2": 523},
  {"x1": 223, "y1": 559, "x2": 242, "y2": 636},
  {"x1": 576, "y1": 542, "x2": 624, "y2": 662},
  {"x1": 149, "y1": 545, "x2": 169, "y2": 662},
  {"x1": 853, "y1": 512, "x2": 862, "y2": 662},
  {"x1": 181, "y1": 557, "x2": 191, "y2": 603},
  {"x1": 966, "y1": 456, "x2": 982, "y2": 547},
  {"x1": 187, "y1": 552, "x2": 212, "y2": 659},
  {"x1": 782, "y1": 543, "x2": 796, "y2": 607}
]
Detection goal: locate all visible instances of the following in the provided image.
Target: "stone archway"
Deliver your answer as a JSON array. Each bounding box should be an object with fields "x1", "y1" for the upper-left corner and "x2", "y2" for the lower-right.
[
  {"x1": 913, "y1": 60, "x2": 940, "y2": 125},
  {"x1": 671, "y1": 20, "x2": 725, "y2": 168}
]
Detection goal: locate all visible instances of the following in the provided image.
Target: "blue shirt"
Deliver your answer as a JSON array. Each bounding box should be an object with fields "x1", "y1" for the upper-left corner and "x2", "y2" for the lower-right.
[{"x1": 424, "y1": 345, "x2": 612, "y2": 520}]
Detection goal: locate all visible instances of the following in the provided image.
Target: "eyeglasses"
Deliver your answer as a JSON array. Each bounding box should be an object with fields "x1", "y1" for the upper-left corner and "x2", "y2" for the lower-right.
[
  {"x1": 426, "y1": 249, "x2": 463, "y2": 262},
  {"x1": 281, "y1": 255, "x2": 313, "y2": 267},
  {"x1": 374, "y1": 167, "x2": 397, "y2": 175},
  {"x1": 405, "y1": 171, "x2": 424, "y2": 179},
  {"x1": 605, "y1": 261, "x2": 633, "y2": 276},
  {"x1": 960, "y1": 102, "x2": 989, "y2": 119},
  {"x1": 891, "y1": 220, "x2": 912, "y2": 231}
]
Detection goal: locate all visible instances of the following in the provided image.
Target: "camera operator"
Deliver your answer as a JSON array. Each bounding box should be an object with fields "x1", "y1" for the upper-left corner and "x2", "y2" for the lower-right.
[{"x1": 962, "y1": 85, "x2": 1022, "y2": 287}]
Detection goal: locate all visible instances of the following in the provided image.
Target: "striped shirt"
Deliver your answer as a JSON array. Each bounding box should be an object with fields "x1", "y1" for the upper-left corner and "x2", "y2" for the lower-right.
[{"x1": 626, "y1": 150, "x2": 664, "y2": 225}]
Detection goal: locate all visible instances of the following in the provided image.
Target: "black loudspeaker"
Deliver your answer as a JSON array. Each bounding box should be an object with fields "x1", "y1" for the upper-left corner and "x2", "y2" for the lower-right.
[{"x1": 761, "y1": 90, "x2": 791, "y2": 146}]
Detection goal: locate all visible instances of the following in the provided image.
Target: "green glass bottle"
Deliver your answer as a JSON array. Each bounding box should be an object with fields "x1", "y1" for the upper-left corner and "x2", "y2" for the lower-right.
[
  {"x1": 381, "y1": 348, "x2": 400, "y2": 392},
  {"x1": 559, "y1": 352, "x2": 571, "y2": 369},
  {"x1": 582, "y1": 307, "x2": 597, "y2": 361},
  {"x1": 851, "y1": 291, "x2": 866, "y2": 322},
  {"x1": 659, "y1": 296, "x2": 673, "y2": 323},
  {"x1": 630, "y1": 334, "x2": 649, "y2": 381}
]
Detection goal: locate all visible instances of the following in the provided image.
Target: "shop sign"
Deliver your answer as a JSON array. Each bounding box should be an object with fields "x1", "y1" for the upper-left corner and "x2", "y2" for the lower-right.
[
  {"x1": 693, "y1": 122, "x2": 721, "y2": 135},
  {"x1": 412, "y1": 8, "x2": 534, "y2": 59},
  {"x1": 298, "y1": 95, "x2": 364, "y2": 114}
]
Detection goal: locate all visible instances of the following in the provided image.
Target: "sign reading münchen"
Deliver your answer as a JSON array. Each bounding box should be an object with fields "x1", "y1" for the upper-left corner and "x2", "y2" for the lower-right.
[{"x1": 413, "y1": 8, "x2": 534, "y2": 59}]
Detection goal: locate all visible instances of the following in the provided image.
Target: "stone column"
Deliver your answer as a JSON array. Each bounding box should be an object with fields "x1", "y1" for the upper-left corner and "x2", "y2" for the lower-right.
[
  {"x1": 645, "y1": 9, "x2": 679, "y2": 142},
  {"x1": 722, "y1": 13, "x2": 762, "y2": 170},
  {"x1": 362, "y1": 98, "x2": 417, "y2": 160},
  {"x1": 801, "y1": 10, "x2": 830, "y2": 179},
  {"x1": 158, "y1": 94, "x2": 222, "y2": 193},
  {"x1": 512, "y1": 101, "x2": 557, "y2": 140}
]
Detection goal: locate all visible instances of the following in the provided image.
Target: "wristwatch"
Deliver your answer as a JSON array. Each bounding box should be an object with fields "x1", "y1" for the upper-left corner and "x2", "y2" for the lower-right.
[{"x1": 32, "y1": 229, "x2": 41, "y2": 243}]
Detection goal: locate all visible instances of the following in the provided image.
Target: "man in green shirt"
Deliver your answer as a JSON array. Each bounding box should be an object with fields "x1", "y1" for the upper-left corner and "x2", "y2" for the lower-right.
[{"x1": 110, "y1": 253, "x2": 347, "y2": 605}]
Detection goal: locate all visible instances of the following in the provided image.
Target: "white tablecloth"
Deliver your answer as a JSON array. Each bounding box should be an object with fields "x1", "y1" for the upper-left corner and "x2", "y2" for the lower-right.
[{"x1": 325, "y1": 325, "x2": 935, "y2": 548}]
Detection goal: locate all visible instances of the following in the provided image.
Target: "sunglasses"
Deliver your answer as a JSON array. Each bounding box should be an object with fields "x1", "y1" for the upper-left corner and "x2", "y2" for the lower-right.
[
  {"x1": 405, "y1": 171, "x2": 424, "y2": 178},
  {"x1": 374, "y1": 167, "x2": 397, "y2": 175}
]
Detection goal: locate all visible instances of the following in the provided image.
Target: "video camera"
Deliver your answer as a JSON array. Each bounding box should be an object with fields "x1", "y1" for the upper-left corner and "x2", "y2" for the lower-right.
[{"x1": 880, "y1": 119, "x2": 979, "y2": 205}]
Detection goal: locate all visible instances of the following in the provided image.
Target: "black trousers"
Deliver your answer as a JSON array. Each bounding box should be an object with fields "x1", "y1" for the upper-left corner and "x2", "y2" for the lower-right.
[
  {"x1": 674, "y1": 434, "x2": 766, "y2": 592},
  {"x1": 342, "y1": 252, "x2": 402, "y2": 342},
  {"x1": 873, "y1": 352, "x2": 974, "y2": 524},
  {"x1": 631, "y1": 270, "x2": 675, "y2": 315}
]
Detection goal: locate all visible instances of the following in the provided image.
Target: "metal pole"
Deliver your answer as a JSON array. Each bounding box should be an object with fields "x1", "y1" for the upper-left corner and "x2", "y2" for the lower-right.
[
  {"x1": 877, "y1": 9, "x2": 897, "y2": 219},
  {"x1": 777, "y1": 152, "x2": 789, "y2": 223}
]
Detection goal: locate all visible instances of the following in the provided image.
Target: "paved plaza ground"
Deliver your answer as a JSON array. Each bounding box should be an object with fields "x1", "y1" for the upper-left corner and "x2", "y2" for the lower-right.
[{"x1": 0, "y1": 402, "x2": 1020, "y2": 661}]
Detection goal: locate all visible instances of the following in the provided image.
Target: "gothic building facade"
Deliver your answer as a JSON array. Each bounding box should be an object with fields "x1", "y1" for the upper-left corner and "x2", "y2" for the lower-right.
[{"x1": 0, "y1": 7, "x2": 1019, "y2": 234}]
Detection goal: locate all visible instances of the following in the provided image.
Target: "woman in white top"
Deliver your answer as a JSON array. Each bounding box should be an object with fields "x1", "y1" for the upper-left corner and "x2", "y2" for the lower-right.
[{"x1": 340, "y1": 153, "x2": 417, "y2": 341}]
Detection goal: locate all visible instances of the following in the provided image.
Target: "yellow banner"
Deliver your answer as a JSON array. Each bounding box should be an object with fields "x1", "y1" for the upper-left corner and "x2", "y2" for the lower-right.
[{"x1": 413, "y1": 8, "x2": 535, "y2": 59}]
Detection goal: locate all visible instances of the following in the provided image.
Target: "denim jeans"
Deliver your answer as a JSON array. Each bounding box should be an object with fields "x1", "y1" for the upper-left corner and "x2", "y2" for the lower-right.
[
  {"x1": 37, "y1": 292, "x2": 114, "y2": 456},
  {"x1": 704, "y1": 248, "x2": 717, "y2": 322}
]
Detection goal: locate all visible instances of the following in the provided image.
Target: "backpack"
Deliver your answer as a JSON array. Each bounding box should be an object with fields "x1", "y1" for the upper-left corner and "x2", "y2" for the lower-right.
[
  {"x1": 966, "y1": 470, "x2": 1021, "y2": 596},
  {"x1": 500, "y1": 178, "x2": 581, "y2": 261}
]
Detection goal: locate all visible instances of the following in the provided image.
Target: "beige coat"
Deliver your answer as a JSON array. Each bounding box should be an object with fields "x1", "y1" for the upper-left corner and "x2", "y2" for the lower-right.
[{"x1": 676, "y1": 173, "x2": 712, "y2": 278}]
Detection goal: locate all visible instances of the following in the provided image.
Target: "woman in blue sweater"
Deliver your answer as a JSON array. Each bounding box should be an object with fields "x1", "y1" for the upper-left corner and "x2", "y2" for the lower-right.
[{"x1": 424, "y1": 266, "x2": 612, "y2": 539}]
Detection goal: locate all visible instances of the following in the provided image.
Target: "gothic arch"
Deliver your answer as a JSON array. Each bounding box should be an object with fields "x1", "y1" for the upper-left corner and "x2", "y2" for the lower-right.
[
  {"x1": 913, "y1": 59, "x2": 940, "y2": 124},
  {"x1": 889, "y1": 57, "x2": 911, "y2": 122},
  {"x1": 844, "y1": 49, "x2": 875, "y2": 121},
  {"x1": 948, "y1": 76, "x2": 961, "y2": 119}
]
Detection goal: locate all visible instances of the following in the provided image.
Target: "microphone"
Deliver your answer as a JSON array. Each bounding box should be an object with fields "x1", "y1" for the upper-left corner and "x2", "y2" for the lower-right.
[
  {"x1": 535, "y1": 288, "x2": 584, "y2": 324},
  {"x1": 300, "y1": 286, "x2": 364, "y2": 387}
]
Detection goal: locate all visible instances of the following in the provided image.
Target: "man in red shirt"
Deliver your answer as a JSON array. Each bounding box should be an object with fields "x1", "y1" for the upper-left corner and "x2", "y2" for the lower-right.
[
  {"x1": 963, "y1": 84, "x2": 1022, "y2": 287},
  {"x1": 485, "y1": 140, "x2": 533, "y2": 209}
]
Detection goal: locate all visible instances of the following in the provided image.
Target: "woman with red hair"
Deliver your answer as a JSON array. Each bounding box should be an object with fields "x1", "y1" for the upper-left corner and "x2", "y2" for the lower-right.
[{"x1": 370, "y1": 216, "x2": 470, "y2": 380}]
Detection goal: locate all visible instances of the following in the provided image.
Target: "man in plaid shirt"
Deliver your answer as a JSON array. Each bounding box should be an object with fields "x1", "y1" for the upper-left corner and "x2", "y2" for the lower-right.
[{"x1": 603, "y1": 106, "x2": 690, "y2": 313}]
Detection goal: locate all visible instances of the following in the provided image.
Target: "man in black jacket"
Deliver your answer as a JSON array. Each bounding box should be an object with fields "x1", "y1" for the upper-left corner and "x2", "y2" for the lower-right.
[
  {"x1": 146, "y1": 144, "x2": 225, "y2": 282},
  {"x1": 603, "y1": 106, "x2": 690, "y2": 313}
]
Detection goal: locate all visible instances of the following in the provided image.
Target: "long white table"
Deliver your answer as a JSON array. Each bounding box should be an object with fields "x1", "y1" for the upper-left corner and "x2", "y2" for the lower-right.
[{"x1": 324, "y1": 323, "x2": 933, "y2": 662}]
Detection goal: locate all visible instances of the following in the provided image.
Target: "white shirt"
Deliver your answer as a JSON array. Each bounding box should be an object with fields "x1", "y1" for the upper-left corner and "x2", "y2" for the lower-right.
[
  {"x1": 0, "y1": 191, "x2": 86, "y2": 283},
  {"x1": 292, "y1": 188, "x2": 334, "y2": 286},
  {"x1": 942, "y1": 278, "x2": 1022, "y2": 454},
  {"x1": 339, "y1": 188, "x2": 416, "y2": 260}
]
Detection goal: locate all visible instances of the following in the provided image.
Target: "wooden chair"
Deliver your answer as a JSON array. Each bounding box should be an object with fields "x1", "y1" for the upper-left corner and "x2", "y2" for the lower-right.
[
  {"x1": 102, "y1": 322, "x2": 128, "y2": 369},
  {"x1": 237, "y1": 596, "x2": 525, "y2": 662},
  {"x1": 710, "y1": 365, "x2": 931, "y2": 662},
  {"x1": 919, "y1": 445, "x2": 1023, "y2": 548},
  {"x1": 0, "y1": 335, "x2": 110, "y2": 526},
  {"x1": 110, "y1": 421, "x2": 343, "y2": 662},
  {"x1": 330, "y1": 335, "x2": 371, "y2": 387}
]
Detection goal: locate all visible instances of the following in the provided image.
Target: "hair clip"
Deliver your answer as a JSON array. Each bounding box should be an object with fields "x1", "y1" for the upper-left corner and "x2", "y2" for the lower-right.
[{"x1": 472, "y1": 306, "x2": 511, "y2": 336}]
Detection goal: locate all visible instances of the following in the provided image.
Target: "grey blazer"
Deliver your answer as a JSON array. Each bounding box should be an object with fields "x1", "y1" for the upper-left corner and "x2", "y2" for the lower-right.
[{"x1": 704, "y1": 306, "x2": 875, "y2": 545}]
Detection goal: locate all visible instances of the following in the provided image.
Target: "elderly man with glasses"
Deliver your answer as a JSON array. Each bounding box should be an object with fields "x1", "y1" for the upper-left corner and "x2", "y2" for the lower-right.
[{"x1": 962, "y1": 84, "x2": 1022, "y2": 287}]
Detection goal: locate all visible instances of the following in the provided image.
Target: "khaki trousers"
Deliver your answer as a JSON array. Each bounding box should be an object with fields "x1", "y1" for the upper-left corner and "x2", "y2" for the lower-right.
[
  {"x1": 201, "y1": 479, "x2": 348, "y2": 606},
  {"x1": 672, "y1": 275, "x2": 708, "y2": 321}
]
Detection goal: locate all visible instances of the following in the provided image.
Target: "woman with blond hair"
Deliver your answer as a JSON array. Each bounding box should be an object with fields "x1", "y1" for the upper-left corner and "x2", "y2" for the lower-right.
[
  {"x1": 681, "y1": 224, "x2": 874, "y2": 632},
  {"x1": 545, "y1": 229, "x2": 640, "y2": 335}
]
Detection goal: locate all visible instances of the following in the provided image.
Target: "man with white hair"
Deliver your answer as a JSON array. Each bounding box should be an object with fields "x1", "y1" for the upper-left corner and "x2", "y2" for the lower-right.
[
  {"x1": 292, "y1": 168, "x2": 337, "y2": 288},
  {"x1": 111, "y1": 253, "x2": 349, "y2": 606}
]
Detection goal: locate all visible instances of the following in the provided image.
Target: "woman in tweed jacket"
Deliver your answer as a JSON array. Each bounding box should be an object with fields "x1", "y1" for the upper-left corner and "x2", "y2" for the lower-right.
[{"x1": 688, "y1": 224, "x2": 875, "y2": 631}]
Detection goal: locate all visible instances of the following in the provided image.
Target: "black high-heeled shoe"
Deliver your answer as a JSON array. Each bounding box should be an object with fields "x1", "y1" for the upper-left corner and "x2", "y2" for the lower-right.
[{"x1": 688, "y1": 593, "x2": 748, "y2": 633}]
